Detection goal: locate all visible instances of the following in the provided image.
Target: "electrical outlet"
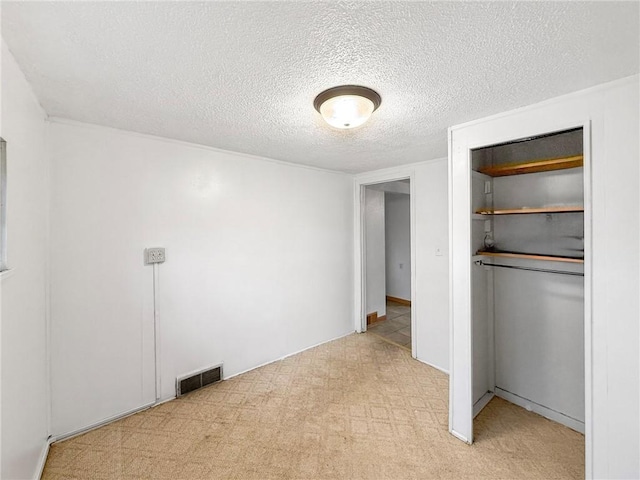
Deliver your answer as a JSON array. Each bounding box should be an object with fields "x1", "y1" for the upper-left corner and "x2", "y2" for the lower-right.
[{"x1": 145, "y1": 247, "x2": 166, "y2": 264}]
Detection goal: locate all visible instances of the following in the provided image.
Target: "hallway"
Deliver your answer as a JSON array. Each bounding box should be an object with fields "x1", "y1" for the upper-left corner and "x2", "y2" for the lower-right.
[{"x1": 367, "y1": 299, "x2": 411, "y2": 349}]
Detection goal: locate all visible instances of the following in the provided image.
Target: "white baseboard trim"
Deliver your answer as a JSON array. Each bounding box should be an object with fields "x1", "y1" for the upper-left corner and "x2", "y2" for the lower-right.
[
  {"x1": 155, "y1": 395, "x2": 177, "y2": 406},
  {"x1": 224, "y1": 330, "x2": 355, "y2": 381},
  {"x1": 50, "y1": 401, "x2": 156, "y2": 444},
  {"x1": 36, "y1": 439, "x2": 51, "y2": 480},
  {"x1": 415, "y1": 357, "x2": 449, "y2": 375},
  {"x1": 473, "y1": 391, "x2": 495, "y2": 418},
  {"x1": 494, "y1": 387, "x2": 584, "y2": 434}
]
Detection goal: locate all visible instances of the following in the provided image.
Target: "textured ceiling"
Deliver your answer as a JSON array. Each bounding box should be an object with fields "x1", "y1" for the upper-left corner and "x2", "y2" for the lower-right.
[{"x1": 2, "y1": 2, "x2": 638, "y2": 173}]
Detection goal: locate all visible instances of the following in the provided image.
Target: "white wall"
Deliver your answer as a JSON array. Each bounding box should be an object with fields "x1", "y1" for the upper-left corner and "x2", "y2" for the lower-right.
[
  {"x1": 48, "y1": 120, "x2": 354, "y2": 437},
  {"x1": 0, "y1": 42, "x2": 50, "y2": 479},
  {"x1": 413, "y1": 160, "x2": 449, "y2": 371},
  {"x1": 594, "y1": 77, "x2": 639, "y2": 479},
  {"x1": 449, "y1": 75, "x2": 639, "y2": 478},
  {"x1": 364, "y1": 187, "x2": 386, "y2": 317},
  {"x1": 385, "y1": 192, "x2": 411, "y2": 301},
  {"x1": 355, "y1": 158, "x2": 449, "y2": 372}
]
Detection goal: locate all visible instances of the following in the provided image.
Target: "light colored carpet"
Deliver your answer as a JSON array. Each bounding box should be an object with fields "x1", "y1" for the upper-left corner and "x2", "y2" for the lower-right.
[{"x1": 43, "y1": 333, "x2": 584, "y2": 479}]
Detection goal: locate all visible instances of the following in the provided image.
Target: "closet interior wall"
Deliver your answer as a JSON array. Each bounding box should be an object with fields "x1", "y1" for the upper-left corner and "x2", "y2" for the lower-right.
[{"x1": 471, "y1": 128, "x2": 585, "y2": 432}]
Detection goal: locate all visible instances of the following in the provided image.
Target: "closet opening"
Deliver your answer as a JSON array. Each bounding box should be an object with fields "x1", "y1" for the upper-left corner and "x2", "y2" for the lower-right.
[{"x1": 470, "y1": 127, "x2": 586, "y2": 443}]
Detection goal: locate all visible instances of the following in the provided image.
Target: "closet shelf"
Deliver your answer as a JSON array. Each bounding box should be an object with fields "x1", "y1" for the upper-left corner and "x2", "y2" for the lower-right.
[
  {"x1": 476, "y1": 206, "x2": 584, "y2": 215},
  {"x1": 476, "y1": 251, "x2": 584, "y2": 264},
  {"x1": 477, "y1": 155, "x2": 583, "y2": 177}
]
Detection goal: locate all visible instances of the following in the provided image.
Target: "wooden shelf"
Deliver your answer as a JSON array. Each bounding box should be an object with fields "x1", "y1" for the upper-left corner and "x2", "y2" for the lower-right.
[
  {"x1": 478, "y1": 155, "x2": 583, "y2": 177},
  {"x1": 476, "y1": 251, "x2": 584, "y2": 264},
  {"x1": 476, "y1": 206, "x2": 584, "y2": 215}
]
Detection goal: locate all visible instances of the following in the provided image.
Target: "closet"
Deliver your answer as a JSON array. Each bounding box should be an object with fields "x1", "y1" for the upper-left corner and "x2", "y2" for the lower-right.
[
  {"x1": 470, "y1": 127, "x2": 585, "y2": 432},
  {"x1": 448, "y1": 76, "x2": 638, "y2": 477}
]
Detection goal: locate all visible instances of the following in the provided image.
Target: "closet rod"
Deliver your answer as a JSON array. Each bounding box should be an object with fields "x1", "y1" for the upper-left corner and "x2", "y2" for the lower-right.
[{"x1": 475, "y1": 260, "x2": 584, "y2": 277}]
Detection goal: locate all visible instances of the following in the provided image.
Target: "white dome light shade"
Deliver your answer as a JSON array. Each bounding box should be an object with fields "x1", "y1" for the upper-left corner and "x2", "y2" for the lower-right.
[
  {"x1": 319, "y1": 95, "x2": 374, "y2": 129},
  {"x1": 314, "y1": 86, "x2": 381, "y2": 130}
]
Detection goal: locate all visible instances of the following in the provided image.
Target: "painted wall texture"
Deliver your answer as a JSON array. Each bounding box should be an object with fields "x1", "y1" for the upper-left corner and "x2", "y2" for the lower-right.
[
  {"x1": 0, "y1": 41, "x2": 50, "y2": 480},
  {"x1": 385, "y1": 192, "x2": 411, "y2": 301},
  {"x1": 364, "y1": 187, "x2": 386, "y2": 318}
]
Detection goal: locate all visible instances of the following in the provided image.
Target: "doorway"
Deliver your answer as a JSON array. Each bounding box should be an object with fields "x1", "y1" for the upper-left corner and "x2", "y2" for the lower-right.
[{"x1": 362, "y1": 180, "x2": 412, "y2": 350}]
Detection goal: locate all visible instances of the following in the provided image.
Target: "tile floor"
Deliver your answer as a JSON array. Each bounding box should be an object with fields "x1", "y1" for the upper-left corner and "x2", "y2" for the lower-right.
[{"x1": 367, "y1": 300, "x2": 411, "y2": 349}]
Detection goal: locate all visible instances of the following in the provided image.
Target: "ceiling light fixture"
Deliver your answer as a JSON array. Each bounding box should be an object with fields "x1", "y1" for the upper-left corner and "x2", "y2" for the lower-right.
[{"x1": 314, "y1": 85, "x2": 381, "y2": 129}]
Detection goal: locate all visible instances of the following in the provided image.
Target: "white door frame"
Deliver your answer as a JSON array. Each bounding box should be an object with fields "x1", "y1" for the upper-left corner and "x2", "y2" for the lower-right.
[
  {"x1": 449, "y1": 118, "x2": 592, "y2": 471},
  {"x1": 354, "y1": 169, "x2": 417, "y2": 357}
]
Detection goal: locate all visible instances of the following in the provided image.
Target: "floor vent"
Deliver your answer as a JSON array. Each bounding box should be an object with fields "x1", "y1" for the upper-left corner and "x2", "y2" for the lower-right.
[{"x1": 176, "y1": 364, "x2": 223, "y2": 397}]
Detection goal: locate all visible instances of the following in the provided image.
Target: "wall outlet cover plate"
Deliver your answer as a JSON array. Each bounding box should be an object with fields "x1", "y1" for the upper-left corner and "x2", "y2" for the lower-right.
[{"x1": 145, "y1": 247, "x2": 166, "y2": 264}]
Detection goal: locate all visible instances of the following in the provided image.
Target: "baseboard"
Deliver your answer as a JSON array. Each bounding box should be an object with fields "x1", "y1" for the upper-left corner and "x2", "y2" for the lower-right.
[
  {"x1": 415, "y1": 357, "x2": 449, "y2": 375},
  {"x1": 367, "y1": 312, "x2": 387, "y2": 325},
  {"x1": 36, "y1": 438, "x2": 51, "y2": 480},
  {"x1": 51, "y1": 401, "x2": 156, "y2": 444},
  {"x1": 386, "y1": 295, "x2": 411, "y2": 306},
  {"x1": 494, "y1": 387, "x2": 584, "y2": 434},
  {"x1": 473, "y1": 391, "x2": 495, "y2": 418},
  {"x1": 224, "y1": 330, "x2": 355, "y2": 381}
]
